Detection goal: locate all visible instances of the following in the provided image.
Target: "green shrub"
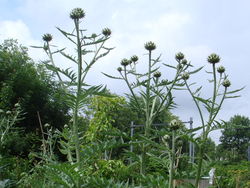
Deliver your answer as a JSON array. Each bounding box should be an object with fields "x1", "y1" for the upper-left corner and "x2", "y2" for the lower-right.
[{"x1": 215, "y1": 161, "x2": 250, "y2": 188}]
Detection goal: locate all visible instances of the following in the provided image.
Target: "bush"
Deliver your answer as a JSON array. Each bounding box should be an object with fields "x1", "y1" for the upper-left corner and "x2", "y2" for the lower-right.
[{"x1": 215, "y1": 161, "x2": 250, "y2": 188}]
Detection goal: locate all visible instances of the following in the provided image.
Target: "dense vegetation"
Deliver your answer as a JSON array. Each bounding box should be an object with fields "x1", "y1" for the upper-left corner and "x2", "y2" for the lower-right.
[{"x1": 0, "y1": 8, "x2": 249, "y2": 188}]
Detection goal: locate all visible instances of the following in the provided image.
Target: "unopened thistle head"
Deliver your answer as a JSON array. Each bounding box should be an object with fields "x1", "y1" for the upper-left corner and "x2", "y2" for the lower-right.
[
  {"x1": 42, "y1": 33, "x2": 53, "y2": 42},
  {"x1": 121, "y1": 58, "x2": 129, "y2": 66},
  {"x1": 207, "y1": 53, "x2": 220, "y2": 64},
  {"x1": 6, "y1": 111, "x2": 11, "y2": 115},
  {"x1": 70, "y1": 8, "x2": 85, "y2": 20},
  {"x1": 182, "y1": 72, "x2": 190, "y2": 80},
  {"x1": 163, "y1": 134, "x2": 170, "y2": 141},
  {"x1": 91, "y1": 33, "x2": 97, "y2": 38},
  {"x1": 131, "y1": 55, "x2": 139, "y2": 63},
  {"x1": 170, "y1": 119, "x2": 182, "y2": 131},
  {"x1": 175, "y1": 52, "x2": 185, "y2": 61},
  {"x1": 117, "y1": 67, "x2": 122, "y2": 72},
  {"x1": 181, "y1": 59, "x2": 188, "y2": 65},
  {"x1": 217, "y1": 66, "x2": 225, "y2": 74},
  {"x1": 222, "y1": 79, "x2": 231, "y2": 87},
  {"x1": 144, "y1": 41, "x2": 156, "y2": 51},
  {"x1": 102, "y1": 28, "x2": 111, "y2": 36},
  {"x1": 153, "y1": 71, "x2": 161, "y2": 78}
]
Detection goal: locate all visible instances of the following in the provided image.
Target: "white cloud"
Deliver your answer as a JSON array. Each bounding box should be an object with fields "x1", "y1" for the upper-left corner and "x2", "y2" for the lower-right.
[
  {"x1": 0, "y1": 20, "x2": 31, "y2": 43},
  {"x1": 0, "y1": 19, "x2": 46, "y2": 62}
]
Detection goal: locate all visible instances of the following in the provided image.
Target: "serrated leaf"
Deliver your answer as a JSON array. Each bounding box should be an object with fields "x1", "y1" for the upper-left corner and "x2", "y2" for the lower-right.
[
  {"x1": 225, "y1": 95, "x2": 241, "y2": 99},
  {"x1": 189, "y1": 66, "x2": 203, "y2": 74},
  {"x1": 60, "y1": 51, "x2": 78, "y2": 64},
  {"x1": 163, "y1": 63, "x2": 177, "y2": 69},
  {"x1": 226, "y1": 87, "x2": 245, "y2": 95},
  {"x1": 102, "y1": 72, "x2": 123, "y2": 80},
  {"x1": 30, "y1": 45, "x2": 44, "y2": 49}
]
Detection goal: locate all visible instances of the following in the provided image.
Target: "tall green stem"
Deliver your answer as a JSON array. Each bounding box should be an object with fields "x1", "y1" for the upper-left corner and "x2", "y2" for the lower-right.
[
  {"x1": 195, "y1": 63, "x2": 216, "y2": 187},
  {"x1": 169, "y1": 131, "x2": 175, "y2": 188},
  {"x1": 184, "y1": 80, "x2": 205, "y2": 132},
  {"x1": 208, "y1": 63, "x2": 217, "y2": 129},
  {"x1": 141, "y1": 51, "x2": 152, "y2": 175},
  {"x1": 72, "y1": 19, "x2": 82, "y2": 166},
  {"x1": 195, "y1": 147, "x2": 203, "y2": 187}
]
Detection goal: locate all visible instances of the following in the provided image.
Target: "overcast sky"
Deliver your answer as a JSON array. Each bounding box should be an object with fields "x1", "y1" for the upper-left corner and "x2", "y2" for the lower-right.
[{"x1": 0, "y1": 0, "x2": 249, "y2": 144}]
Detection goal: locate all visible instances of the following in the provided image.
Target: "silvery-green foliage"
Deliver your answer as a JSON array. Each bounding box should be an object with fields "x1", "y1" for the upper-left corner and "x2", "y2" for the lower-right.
[
  {"x1": 0, "y1": 103, "x2": 23, "y2": 147},
  {"x1": 182, "y1": 53, "x2": 243, "y2": 186},
  {"x1": 104, "y1": 47, "x2": 201, "y2": 175},
  {"x1": 33, "y1": 8, "x2": 113, "y2": 166}
]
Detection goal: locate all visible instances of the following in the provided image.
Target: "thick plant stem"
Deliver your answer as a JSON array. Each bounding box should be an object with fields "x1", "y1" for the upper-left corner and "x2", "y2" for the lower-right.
[
  {"x1": 195, "y1": 147, "x2": 203, "y2": 187},
  {"x1": 169, "y1": 132, "x2": 175, "y2": 188},
  {"x1": 72, "y1": 19, "x2": 83, "y2": 167},
  {"x1": 141, "y1": 51, "x2": 152, "y2": 175}
]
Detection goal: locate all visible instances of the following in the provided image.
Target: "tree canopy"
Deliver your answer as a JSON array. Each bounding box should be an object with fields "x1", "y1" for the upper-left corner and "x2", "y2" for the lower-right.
[
  {"x1": 0, "y1": 39, "x2": 69, "y2": 131},
  {"x1": 219, "y1": 115, "x2": 250, "y2": 161}
]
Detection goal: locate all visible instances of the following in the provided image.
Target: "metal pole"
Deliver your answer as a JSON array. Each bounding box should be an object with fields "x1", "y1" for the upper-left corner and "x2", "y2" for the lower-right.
[{"x1": 189, "y1": 117, "x2": 194, "y2": 163}]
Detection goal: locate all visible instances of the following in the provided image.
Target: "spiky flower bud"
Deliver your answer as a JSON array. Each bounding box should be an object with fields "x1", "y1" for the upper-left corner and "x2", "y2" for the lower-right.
[
  {"x1": 163, "y1": 134, "x2": 170, "y2": 141},
  {"x1": 181, "y1": 72, "x2": 190, "y2": 80},
  {"x1": 175, "y1": 52, "x2": 185, "y2": 61},
  {"x1": 43, "y1": 45, "x2": 49, "y2": 51},
  {"x1": 177, "y1": 64, "x2": 183, "y2": 70},
  {"x1": 217, "y1": 66, "x2": 225, "y2": 74},
  {"x1": 102, "y1": 28, "x2": 111, "y2": 36},
  {"x1": 14, "y1": 103, "x2": 20, "y2": 108},
  {"x1": 170, "y1": 119, "x2": 182, "y2": 131},
  {"x1": 0, "y1": 109, "x2": 4, "y2": 114},
  {"x1": 6, "y1": 111, "x2": 11, "y2": 115},
  {"x1": 44, "y1": 123, "x2": 50, "y2": 128},
  {"x1": 222, "y1": 79, "x2": 231, "y2": 87},
  {"x1": 117, "y1": 67, "x2": 122, "y2": 72},
  {"x1": 153, "y1": 71, "x2": 161, "y2": 78},
  {"x1": 131, "y1": 55, "x2": 139, "y2": 62},
  {"x1": 177, "y1": 140, "x2": 183, "y2": 147},
  {"x1": 91, "y1": 33, "x2": 97, "y2": 38},
  {"x1": 144, "y1": 41, "x2": 156, "y2": 51},
  {"x1": 64, "y1": 124, "x2": 68, "y2": 128},
  {"x1": 42, "y1": 33, "x2": 53, "y2": 42},
  {"x1": 181, "y1": 59, "x2": 188, "y2": 65},
  {"x1": 70, "y1": 8, "x2": 85, "y2": 20},
  {"x1": 207, "y1": 53, "x2": 220, "y2": 64},
  {"x1": 121, "y1": 58, "x2": 129, "y2": 66}
]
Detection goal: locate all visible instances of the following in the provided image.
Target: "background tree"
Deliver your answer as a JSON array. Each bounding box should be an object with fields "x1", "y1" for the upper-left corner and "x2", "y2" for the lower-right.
[
  {"x1": 218, "y1": 115, "x2": 250, "y2": 161},
  {"x1": 0, "y1": 39, "x2": 70, "y2": 132}
]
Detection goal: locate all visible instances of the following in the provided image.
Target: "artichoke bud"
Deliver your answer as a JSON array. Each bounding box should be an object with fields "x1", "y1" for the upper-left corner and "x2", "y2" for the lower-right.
[
  {"x1": 175, "y1": 52, "x2": 185, "y2": 61},
  {"x1": 207, "y1": 53, "x2": 220, "y2": 64},
  {"x1": 130, "y1": 55, "x2": 139, "y2": 62},
  {"x1": 222, "y1": 79, "x2": 231, "y2": 87},
  {"x1": 181, "y1": 59, "x2": 188, "y2": 65},
  {"x1": 153, "y1": 71, "x2": 161, "y2": 78},
  {"x1": 102, "y1": 28, "x2": 111, "y2": 36},
  {"x1": 6, "y1": 111, "x2": 11, "y2": 115},
  {"x1": 70, "y1": 8, "x2": 85, "y2": 20},
  {"x1": 117, "y1": 67, "x2": 122, "y2": 72},
  {"x1": 121, "y1": 58, "x2": 129, "y2": 66},
  {"x1": 181, "y1": 72, "x2": 190, "y2": 80},
  {"x1": 170, "y1": 119, "x2": 182, "y2": 131},
  {"x1": 144, "y1": 41, "x2": 156, "y2": 51},
  {"x1": 42, "y1": 33, "x2": 53, "y2": 42},
  {"x1": 217, "y1": 66, "x2": 225, "y2": 74}
]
